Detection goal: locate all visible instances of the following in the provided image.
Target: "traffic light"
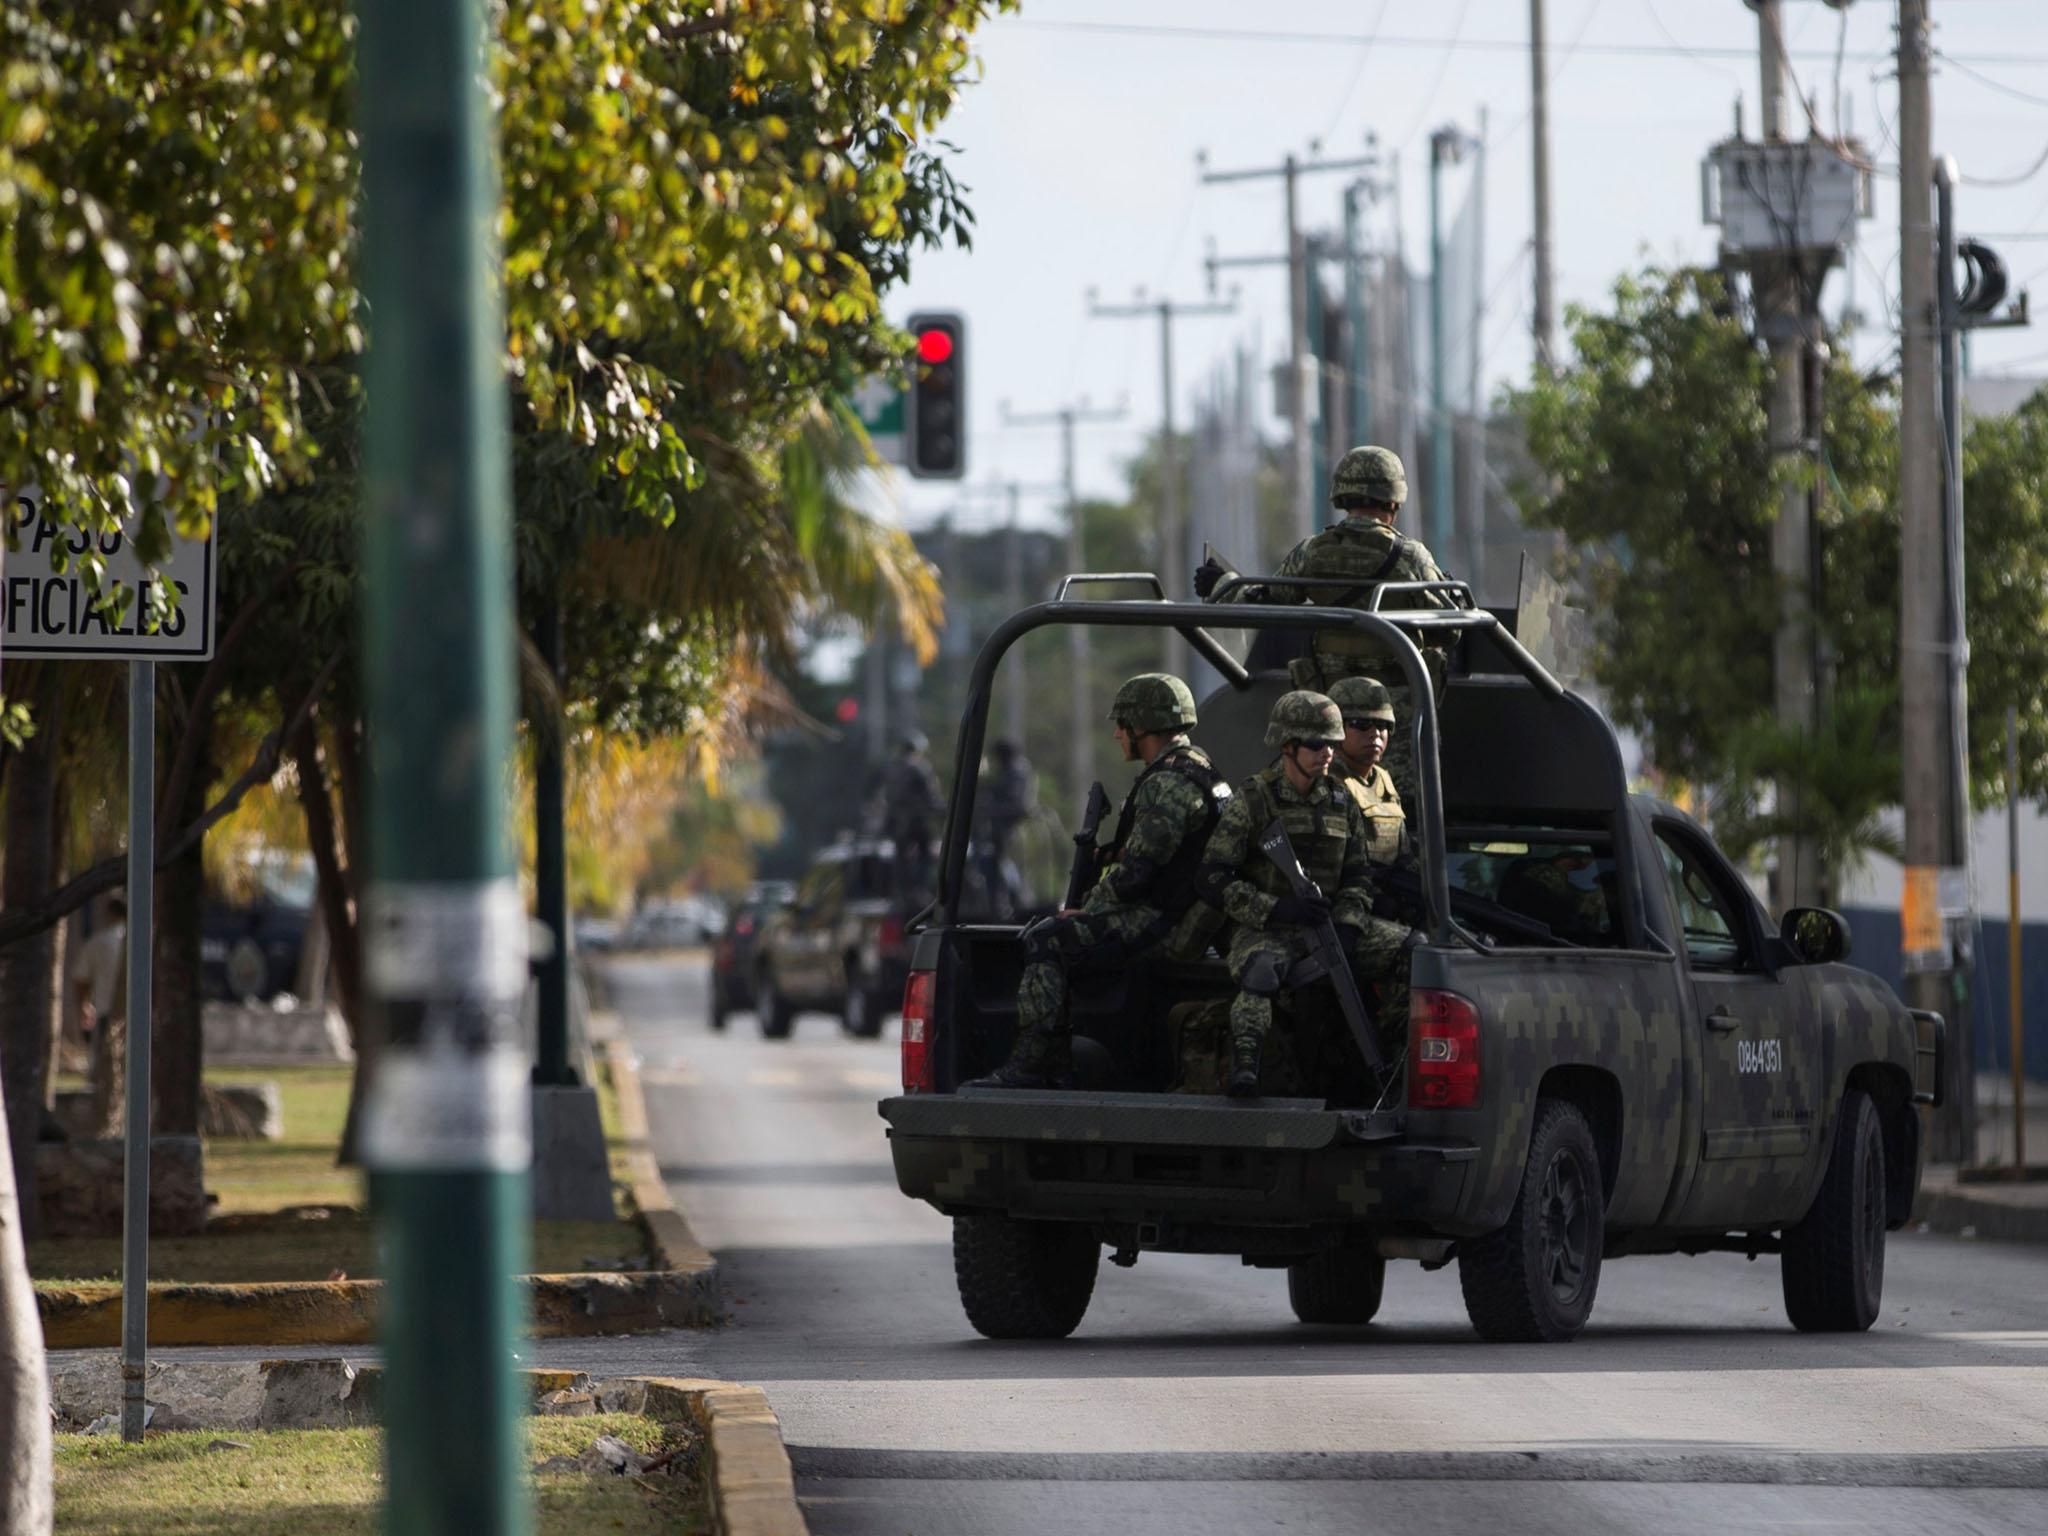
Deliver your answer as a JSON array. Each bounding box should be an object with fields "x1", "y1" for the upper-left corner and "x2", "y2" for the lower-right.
[{"x1": 906, "y1": 311, "x2": 965, "y2": 479}]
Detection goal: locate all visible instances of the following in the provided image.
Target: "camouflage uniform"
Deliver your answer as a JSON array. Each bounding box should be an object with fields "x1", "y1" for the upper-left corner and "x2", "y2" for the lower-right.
[
  {"x1": 971, "y1": 675, "x2": 1230, "y2": 1089},
  {"x1": 1328, "y1": 676, "x2": 1406, "y2": 864},
  {"x1": 1210, "y1": 447, "x2": 1450, "y2": 808},
  {"x1": 1196, "y1": 693, "x2": 1418, "y2": 1094},
  {"x1": 1498, "y1": 854, "x2": 1612, "y2": 943}
]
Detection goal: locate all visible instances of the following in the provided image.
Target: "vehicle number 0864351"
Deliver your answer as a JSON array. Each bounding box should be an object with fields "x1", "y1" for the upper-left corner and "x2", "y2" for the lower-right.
[{"x1": 1737, "y1": 1038, "x2": 1783, "y2": 1075}]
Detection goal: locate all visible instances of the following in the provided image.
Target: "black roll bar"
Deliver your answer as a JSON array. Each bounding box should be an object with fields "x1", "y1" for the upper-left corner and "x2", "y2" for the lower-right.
[
  {"x1": 1051, "y1": 571, "x2": 1250, "y2": 687},
  {"x1": 935, "y1": 599, "x2": 1465, "y2": 943}
]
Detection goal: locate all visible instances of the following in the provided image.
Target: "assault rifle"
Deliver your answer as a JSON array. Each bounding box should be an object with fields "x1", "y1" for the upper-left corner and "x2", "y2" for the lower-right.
[
  {"x1": 1257, "y1": 819, "x2": 1391, "y2": 1087},
  {"x1": 1063, "y1": 782, "x2": 1112, "y2": 910},
  {"x1": 1369, "y1": 857, "x2": 1582, "y2": 950}
]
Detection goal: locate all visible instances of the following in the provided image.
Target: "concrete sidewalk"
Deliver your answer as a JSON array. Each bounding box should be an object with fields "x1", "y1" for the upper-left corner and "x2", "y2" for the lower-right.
[{"x1": 1910, "y1": 1075, "x2": 2048, "y2": 1244}]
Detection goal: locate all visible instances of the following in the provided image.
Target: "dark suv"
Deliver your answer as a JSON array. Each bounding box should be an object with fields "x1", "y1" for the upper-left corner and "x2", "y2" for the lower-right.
[
  {"x1": 709, "y1": 880, "x2": 795, "y2": 1030},
  {"x1": 752, "y1": 841, "x2": 915, "y2": 1040}
]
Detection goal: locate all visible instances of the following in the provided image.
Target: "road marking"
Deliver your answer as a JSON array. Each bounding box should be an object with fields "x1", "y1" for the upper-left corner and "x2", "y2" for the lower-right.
[
  {"x1": 841, "y1": 1069, "x2": 899, "y2": 1089},
  {"x1": 746, "y1": 1068, "x2": 803, "y2": 1087},
  {"x1": 640, "y1": 1067, "x2": 701, "y2": 1087}
]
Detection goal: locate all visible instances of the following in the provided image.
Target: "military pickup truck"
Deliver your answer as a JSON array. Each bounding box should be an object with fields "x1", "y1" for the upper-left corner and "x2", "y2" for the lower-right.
[{"x1": 879, "y1": 578, "x2": 1945, "y2": 1344}]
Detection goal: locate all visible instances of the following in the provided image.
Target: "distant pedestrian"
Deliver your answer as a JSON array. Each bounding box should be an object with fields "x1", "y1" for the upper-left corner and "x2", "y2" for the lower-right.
[{"x1": 69, "y1": 894, "x2": 127, "y2": 1136}]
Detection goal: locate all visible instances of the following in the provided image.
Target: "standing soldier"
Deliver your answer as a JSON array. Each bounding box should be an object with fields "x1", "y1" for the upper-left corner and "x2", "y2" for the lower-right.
[
  {"x1": 1196, "y1": 691, "x2": 1420, "y2": 1098},
  {"x1": 967, "y1": 674, "x2": 1230, "y2": 1090},
  {"x1": 1326, "y1": 676, "x2": 1406, "y2": 865},
  {"x1": 878, "y1": 730, "x2": 945, "y2": 894},
  {"x1": 1195, "y1": 445, "x2": 1450, "y2": 807}
]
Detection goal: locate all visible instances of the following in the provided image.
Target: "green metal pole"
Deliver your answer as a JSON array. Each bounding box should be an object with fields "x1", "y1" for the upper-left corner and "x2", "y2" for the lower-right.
[
  {"x1": 1343, "y1": 183, "x2": 1370, "y2": 448},
  {"x1": 1429, "y1": 132, "x2": 1451, "y2": 556},
  {"x1": 355, "y1": 0, "x2": 530, "y2": 1530}
]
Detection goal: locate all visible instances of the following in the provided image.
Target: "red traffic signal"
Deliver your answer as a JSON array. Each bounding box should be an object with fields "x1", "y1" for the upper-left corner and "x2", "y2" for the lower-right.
[{"x1": 906, "y1": 311, "x2": 965, "y2": 480}]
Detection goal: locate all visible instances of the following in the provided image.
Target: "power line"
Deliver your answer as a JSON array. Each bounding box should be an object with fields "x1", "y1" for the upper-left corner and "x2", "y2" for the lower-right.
[
  {"x1": 1637, "y1": 0, "x2": 1743, "y2": 84},
  {"x1": 1937, "y1": 50, "x2": 2048, "y2": 110},
  {"x1": 1319, "y1": 0, "x2": 1393, "y2": 144},
  {"x1": 1393, "y1": 0, "x2": 1475, "y2": 152},
  {"x1": 1006, "y1": 18, "x2": 2048, "y2": 68}
]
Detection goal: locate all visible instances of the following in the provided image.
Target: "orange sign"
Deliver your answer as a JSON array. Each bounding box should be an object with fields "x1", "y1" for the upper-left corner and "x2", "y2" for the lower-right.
[{"x1": 1901, "y1": 865, "x2": 1944, "y2": 955}]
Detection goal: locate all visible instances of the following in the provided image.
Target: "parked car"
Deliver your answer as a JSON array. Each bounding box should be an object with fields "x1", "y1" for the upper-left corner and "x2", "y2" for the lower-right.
[
  {"x1": 752, "y1": 842, "x2": 915, "y2": 1040},
  {"x1": 624, "y1": 896, "x2": 726, "y2": 950},
  {"x1": 709, "y1": 881, "x2": 795, "y2": 1030},
  {"x1": 201, "y1": 856, "x2": 317, "y2": 1003}
]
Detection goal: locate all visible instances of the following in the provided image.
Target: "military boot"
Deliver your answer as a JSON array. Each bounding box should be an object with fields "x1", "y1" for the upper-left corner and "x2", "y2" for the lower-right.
[
  {"x1": 963, "y1": 1028, "x2": 1073, "y2": 1091},
  {"x1": 1226, "y1": 1034, "x2": 1264, "y2": 1099}
]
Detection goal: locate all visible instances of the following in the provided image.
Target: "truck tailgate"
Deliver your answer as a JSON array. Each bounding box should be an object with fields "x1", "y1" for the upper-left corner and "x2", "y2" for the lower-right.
[{"x1": 881, "y1": 1089, "x2": 1383, "y2": 1149}]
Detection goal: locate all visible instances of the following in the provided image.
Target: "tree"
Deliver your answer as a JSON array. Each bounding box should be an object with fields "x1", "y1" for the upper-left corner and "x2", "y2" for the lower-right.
[
  {"x1": 1507, "y1": 267, "x2": 2048, "y2": 879},
  {"x1": 0, "y1": 1068, "x2": 53, "y2": 1536}
]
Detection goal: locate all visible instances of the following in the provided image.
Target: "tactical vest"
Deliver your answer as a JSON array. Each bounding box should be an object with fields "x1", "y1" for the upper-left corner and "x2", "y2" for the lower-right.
[
  {"x1": 1336, "y1": 761, "x2": 1405, "y2": 864},
  {"x1": 1233, "y1": 766, "x2": 1354, "y2": 899},
  {"x1": 1110, "y1": 743, "x2": 1232, "y2": 914}
]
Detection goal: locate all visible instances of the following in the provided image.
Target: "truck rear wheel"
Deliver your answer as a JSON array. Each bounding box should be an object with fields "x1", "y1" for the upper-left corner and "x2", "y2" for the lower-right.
[
  {"x1": 952, "y1": 1213, "x2": 1099, "y2": 1340},
  {"x1": 756, "y1": 969, "x2": 795, "y2": 1040},
  {"x1": 1781, "y1": 1088, "x2": 1886, "y2": 1333},
  {"x1": 1458, "y1": 1098, "x2": 1605, "y2": 1343},
  {"x1": 841, "y1": 967, "x2": 887, "y2": 1039},
  {"x1": 1286, "y1": 1249, "x2": 1386, "y2": 1325}
]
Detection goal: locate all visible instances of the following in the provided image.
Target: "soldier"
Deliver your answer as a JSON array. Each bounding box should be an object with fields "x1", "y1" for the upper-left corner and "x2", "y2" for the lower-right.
[
  {"x1": 878, "y1": 730, "x2": 945, "y2": 894},
  {"x1": 1194, "y1": 445, "x2": 1450, "y2": 807},
  {"x1": 972, "y1": 738, "x2": 1037, "y2": 918},
  {"x1": 1327, "y1": 676, "x2": 1406, "y2": 865},
  {"x1": 1196, "y1": 691, "x2": 1421, "y2": 1098},
  {"x1": 966, "y1": 674, "x2": 1230, "y2": 1090}
]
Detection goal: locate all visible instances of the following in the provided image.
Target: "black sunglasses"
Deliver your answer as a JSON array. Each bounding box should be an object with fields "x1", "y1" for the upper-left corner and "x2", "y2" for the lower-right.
[{"x1": 1344, "y1": 716, "x2": 1393, "y2": 731}]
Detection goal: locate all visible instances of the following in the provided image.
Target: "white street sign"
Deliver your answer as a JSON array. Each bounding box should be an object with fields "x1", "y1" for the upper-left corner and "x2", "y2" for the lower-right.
[{"x1": 4, "y1": 488, "x2": 216, "y2": 661}]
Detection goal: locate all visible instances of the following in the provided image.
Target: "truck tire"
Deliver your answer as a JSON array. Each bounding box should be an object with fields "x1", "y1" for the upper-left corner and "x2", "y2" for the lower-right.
[
  {"x1": 756, "y1": 968, "x2": 795, "y2": 1041},
  {"x1": 1781, "y1": 1088, "x2": 1886, "y2": 1333},
  {"x1": 952, "y1": 1213, "x2": 1099, "y2": 1340},
  {"x1": 841, "y1": 968, "x2": 887, "y2": 1039},
  {"x1": 1286, "y1": 1249, "x2": 1386, "y2": 1325},
  {"x1": 1458, "y1": 1098, "x2": 1605, "y2": 1343}
]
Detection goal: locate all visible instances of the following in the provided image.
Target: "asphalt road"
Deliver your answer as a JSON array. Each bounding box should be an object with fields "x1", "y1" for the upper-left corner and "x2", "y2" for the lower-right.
[{"x1": 593, "y1": 952, "x2": 2048, "y2": 1536}]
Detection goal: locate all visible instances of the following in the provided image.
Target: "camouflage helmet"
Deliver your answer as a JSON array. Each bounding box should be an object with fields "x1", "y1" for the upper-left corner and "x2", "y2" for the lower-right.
[
  {"x1": 1330, "y1": 445, "x2": 1407, "y2": 507},
  {"x1": 1327, "y1": 675, "x2": 1396, "y2": 724},
  {"x1": 1108, "y1": 673, "x2": 1198, "y2": 734},
  {"x1": 1265, "y1": 690, "x2": 1346, "y2": 749}
]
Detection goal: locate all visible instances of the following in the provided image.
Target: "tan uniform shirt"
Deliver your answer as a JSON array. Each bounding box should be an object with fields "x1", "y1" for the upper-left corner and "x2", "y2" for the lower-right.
[{"x1": 1333, "y1": 758, "x2": 1405, "y2": 864}]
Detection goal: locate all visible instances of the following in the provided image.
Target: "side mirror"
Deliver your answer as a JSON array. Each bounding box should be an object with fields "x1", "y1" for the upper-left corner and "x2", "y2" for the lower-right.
[{"x1": 1781, "y1": 906, "x2": 1852, "y2": 965}]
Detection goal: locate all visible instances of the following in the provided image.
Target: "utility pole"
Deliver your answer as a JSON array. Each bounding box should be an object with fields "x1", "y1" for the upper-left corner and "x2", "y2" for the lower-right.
[
  {"x1": 1755, "y1": 0, "x2": 1822, "y2": 916},
  {"x1": 1089, "y1": 288, "x2": 1238, "y2": 674},
  {"x1": 1429, "y1": 124, "x2": 1480, "y2": 567},
  {"x1": 1200, "y1": 144, "x2": 1381, "y2": 548},
  {"x1": 1003, "y1": 483, "x2": 1024, "y2": 746},
  {"x1": 1003, "y1": 400, "x2": 1126, "y2": 804},
  {"x1": 1530, "y1": 0, "x2": 1558, "y2": 374},
  {"x1": 356, "y1": 0, "x2": 529, "y2": 1530},
  {"x1": 1896, "y1": 0, "x2": 1969, "y2": 1159}
]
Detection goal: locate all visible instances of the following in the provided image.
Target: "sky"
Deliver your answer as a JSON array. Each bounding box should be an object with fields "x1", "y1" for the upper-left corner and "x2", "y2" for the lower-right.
[{"x1": 880, "y1": 0, "x2": 2048, "y2": 540}]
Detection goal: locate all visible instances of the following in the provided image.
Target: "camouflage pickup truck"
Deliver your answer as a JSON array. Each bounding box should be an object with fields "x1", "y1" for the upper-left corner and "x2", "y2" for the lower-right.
[{"x1": 879, "y1": 580, "x2": 1946, "y2": 1344}]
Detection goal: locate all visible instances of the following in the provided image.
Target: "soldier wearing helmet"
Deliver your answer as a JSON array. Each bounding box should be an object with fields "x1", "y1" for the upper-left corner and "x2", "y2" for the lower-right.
[
  {"x1": 1326, "y1": 676, "x2": 1406, "y2": 865},
  {"x1": 967, "y1": 673, "x2": 1231, "y2": 1090},
  {"x1": 1194, "y1": 691, "x2": 1422, "y2": 1098},
  {"x1": 876, "y1": 728, "x2": 945, "y2": 893},
  {"x1": 1194, "y1": 445, "x2": 1451, "y2": 809}
]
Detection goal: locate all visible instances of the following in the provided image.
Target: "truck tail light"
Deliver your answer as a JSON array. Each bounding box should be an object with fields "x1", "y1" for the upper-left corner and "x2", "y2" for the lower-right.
[
  {"x1": 901, "y1": 971, "x2": 937, "y2": 1092},
  {"x1": 1409, "y1": 989, "x2": 1481, "y2": 1109},
  {"x1": 878, "y1": 915, "x2": 906, "y2": 956}
]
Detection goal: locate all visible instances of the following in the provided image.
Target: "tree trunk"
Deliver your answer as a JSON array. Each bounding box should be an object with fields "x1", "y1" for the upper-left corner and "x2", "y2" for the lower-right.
[
  {"x1": 152, "y1": 704, "x2": 210, "y2": 1136},
  {"x1": 0, "y1": 669, "x2": 63, "y2": 1236},
  {"x1": 42, "y1": 778, "x2": 68, "y2": 1114},
  {"x1": 0, "y1": 1070, "x2": 54, "y2": 1536},
  {"x1": 293, "y1": 718, "x2": 368, "y2": 1164}
]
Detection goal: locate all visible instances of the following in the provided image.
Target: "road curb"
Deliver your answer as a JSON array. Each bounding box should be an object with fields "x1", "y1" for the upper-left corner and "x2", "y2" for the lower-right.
[
  {"x1": 48, "y1": 1362, "x2": 810, "y2": 1534},
  {"x1": 37, "y1": 1036, "x2": 721, "y2": 1348},
  {"x1": 1912, "y1": 1166, "x2": 2048, "y2": 1245}
]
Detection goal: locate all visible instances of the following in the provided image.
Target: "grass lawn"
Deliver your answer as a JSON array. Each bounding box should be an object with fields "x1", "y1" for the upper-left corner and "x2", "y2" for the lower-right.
[
  {"x1": 54, "y1": 1414, "x2": 706, "y2": 1536},
  {"x1": 30, "y1": 1059, "x2": 653, "y2": 1286}
]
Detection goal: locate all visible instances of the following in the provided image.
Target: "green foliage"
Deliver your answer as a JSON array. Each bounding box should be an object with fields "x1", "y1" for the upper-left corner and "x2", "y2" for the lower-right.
[{"x1": 1509, "y1": 267, "x2": 2048, "y2": 874}]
